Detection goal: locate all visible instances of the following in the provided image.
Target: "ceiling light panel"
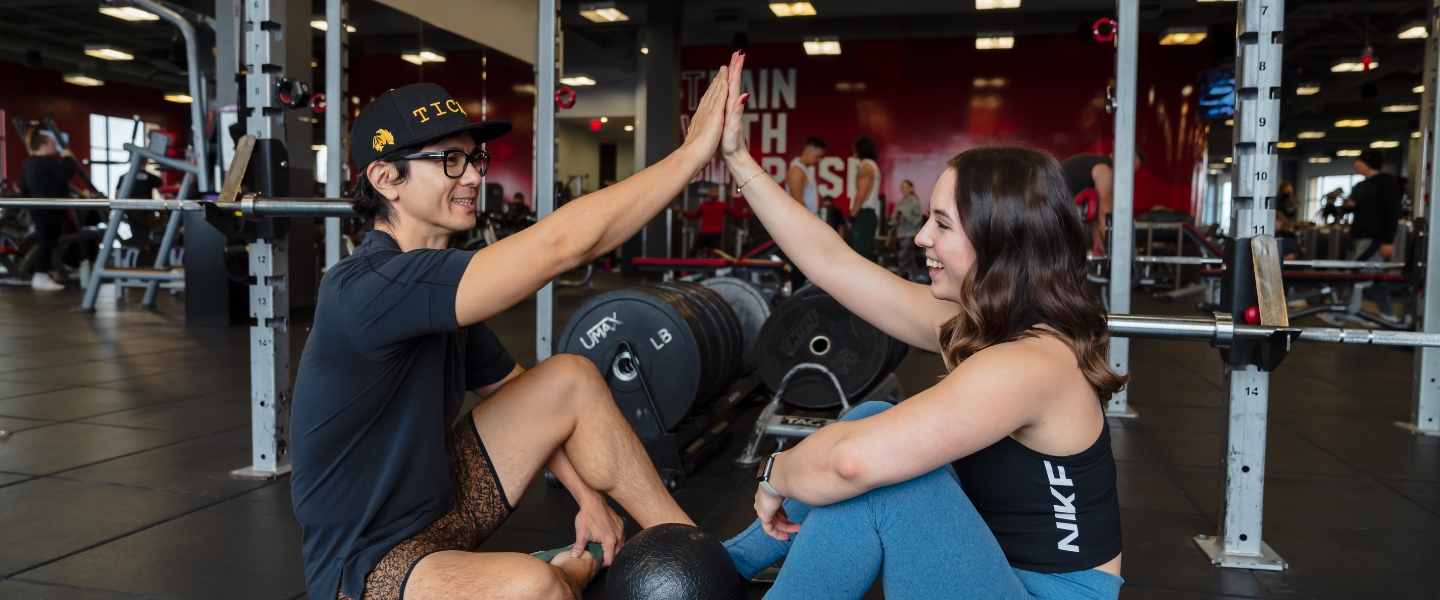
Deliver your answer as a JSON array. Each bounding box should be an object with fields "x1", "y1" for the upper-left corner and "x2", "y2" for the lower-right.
[
  {"x1": 1296, "y1": 85, "x2": 1320, "y2": 95},
  {"x1": 1331, "y1": 59, "x2": 1378, "y2": 72},
  {"x1": 770, "y1": 2, "x2": 816, "y2": 17},
  {"x1": 975, "y1": 0, "x2": 1020, "y2": 9},
  {"x1": 84, "y1": 46, "x2": 132, "y2": 61},
  {"x1": 559, "y1": 76, "x2": 597, "y2": 86},
  {"x1": 803, "y1": 38, "x2": 841, "y2": 55},
  {"x1": 64, "y1": 73, "x2": 104, "y2": 86},
  {"x1": 1334, "y1": 119, "x2": 1369, "y2": 128},
  {"x1": 1298, "y1": 131, "x2": 1326, "y2": 139},
  {"x1": 1382, "y1": 105, "x2": 1419, "y2": 112},
  {"x1": 975, "y1": 33, "x2": 1014, "y2": 50},
  {"x1": 1337, "y1": 150, "x2": 1363, "y2": 156},
  {"x1": 580, "y1": 2, "x2": 629, "y2": 22},
  {"x1": 163, "y1": 94, "x2": 193, "y2": 103},
  {"x1": 1399, "y1": 22, "x2": 1428, "y2": 39},
  {"x1": 1371, "y1": 141, "x2": 1400, "y2": 148},
  {"x1": 1309, "y1": 157, "x2": 1331, "y2": 163},
  {"x1": 99, "y1": 6, "x2": 157, "y2": 20},
  {"x1": 1276, "y1": 141, "x2": 1296, "y2": 148},
  {"x1": 1159, "y1": 27, "x2": 1207, "y2": 45}
]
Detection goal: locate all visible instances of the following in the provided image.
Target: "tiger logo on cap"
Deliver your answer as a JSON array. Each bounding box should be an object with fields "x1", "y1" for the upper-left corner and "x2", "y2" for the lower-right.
[{"x1": 373, "y1": 128, "x2": 395, "y2": 152}]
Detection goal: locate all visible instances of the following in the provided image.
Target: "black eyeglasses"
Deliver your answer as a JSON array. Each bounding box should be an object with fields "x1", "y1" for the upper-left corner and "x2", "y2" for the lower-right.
[{"x1": 403, "y1": 149, "x2": 490, "y2": 178}]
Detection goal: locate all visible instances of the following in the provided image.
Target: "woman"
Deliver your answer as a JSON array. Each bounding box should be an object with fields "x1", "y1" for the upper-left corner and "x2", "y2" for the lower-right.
[
  {"x1": 717, "y1": 57, "x2": 1127, "y2": 599},
  {"x1": 849, "y1": 135, "x2": 882, "y2": 260}
]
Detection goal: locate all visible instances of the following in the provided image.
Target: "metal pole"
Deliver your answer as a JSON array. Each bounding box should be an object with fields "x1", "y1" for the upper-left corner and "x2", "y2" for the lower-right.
[
  {"x1": 1106, "y1": 0, "x2": 1139, "y2": 419},
  {"x1": 129, "y1": 0, "x2": 209, "y2": 192},
  {"x1": 1405, "y1": 0, "x2": 1440, "y2": 437},
  {"x1": 535, "y1": 0, "x2": 558, "y2": 364},
  {"x1": 1193, "y1": 0, "x2": 1288, "y2": 570},
  {"x1": 324, "y1": 0, "x2": 348, "y2": 270}
]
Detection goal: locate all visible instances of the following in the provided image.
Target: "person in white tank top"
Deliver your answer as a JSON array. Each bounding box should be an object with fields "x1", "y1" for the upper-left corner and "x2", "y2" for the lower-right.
[
  {"x1": 849, "y1": 136, "x2": 882, "y2": 260},
  {"x1": 785, "y1": 137, "x2": 827, "y2": 214}
]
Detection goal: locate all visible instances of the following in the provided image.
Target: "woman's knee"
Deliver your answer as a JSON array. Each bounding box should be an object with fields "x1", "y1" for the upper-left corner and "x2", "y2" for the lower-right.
[{"x1": 839, "y1": 400, "x2": 892, "y2": 422}]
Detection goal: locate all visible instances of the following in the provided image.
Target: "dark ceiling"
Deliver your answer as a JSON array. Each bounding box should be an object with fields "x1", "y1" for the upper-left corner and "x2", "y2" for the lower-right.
[{"x1": 0, "y1": 0, "x2": 1430, "y2": 160}]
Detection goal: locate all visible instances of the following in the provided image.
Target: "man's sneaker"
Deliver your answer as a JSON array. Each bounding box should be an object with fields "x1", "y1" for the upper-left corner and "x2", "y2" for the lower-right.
[{"x1": 31, "y1": 273, "x2": 64, "y2": 291}]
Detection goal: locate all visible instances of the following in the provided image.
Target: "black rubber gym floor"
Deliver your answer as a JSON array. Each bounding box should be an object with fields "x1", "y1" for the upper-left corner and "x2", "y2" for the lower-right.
[{"x1": 0, "y1": 275, "x2": 1436, "y2": 599}]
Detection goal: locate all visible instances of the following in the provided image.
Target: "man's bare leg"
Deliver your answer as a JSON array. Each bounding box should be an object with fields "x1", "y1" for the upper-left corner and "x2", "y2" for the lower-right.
[
  {"x1": 405, "y1": 550, "x2": 596, "y2": 600},
  {"x1": 472, "y1": 353, "x2": 693, "y2": 528}
]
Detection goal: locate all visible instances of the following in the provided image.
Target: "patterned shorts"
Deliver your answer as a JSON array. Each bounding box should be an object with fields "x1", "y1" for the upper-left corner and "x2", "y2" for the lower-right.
[{"x1": 337, "y1": 417, "x2": 513, "y2": 600}]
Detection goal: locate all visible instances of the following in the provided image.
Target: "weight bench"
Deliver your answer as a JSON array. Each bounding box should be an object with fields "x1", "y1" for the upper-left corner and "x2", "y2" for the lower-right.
[{"x1": 1197, "y1": 268, "x2": 1414, "y2": 330}]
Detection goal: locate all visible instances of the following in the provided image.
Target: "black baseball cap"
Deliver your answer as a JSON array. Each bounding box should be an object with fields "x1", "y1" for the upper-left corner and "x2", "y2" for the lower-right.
[{"x1": 351, "y1": 83, "x2": 511, "y2": 168}]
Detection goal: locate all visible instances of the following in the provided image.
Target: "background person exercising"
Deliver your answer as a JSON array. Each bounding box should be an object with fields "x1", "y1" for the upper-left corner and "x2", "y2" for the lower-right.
[
  {"x1": 785, "y1": 137, "x2": 826, "y2": 214},
  {"x1": 291, "y1": 64, "x2": 737, "y2": 600},
  {"x1": 848, "y1": 135, "x2": 882, "y2": 260},
  {"x1": 1343, "y1": 150, "x2": 1403, "y2": 261},
  {"x1": 18, "y1": 130, "x2": 80, "y2": 291},
  {"x1": 1061, "y1": 151, "x2": 1143, "y2": 256}
]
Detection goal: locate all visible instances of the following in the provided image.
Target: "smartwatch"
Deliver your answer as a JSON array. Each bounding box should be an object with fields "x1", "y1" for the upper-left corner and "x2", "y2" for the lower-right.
[{"x1": 756, "y1": 452, "x2": 783, "y2": 498}]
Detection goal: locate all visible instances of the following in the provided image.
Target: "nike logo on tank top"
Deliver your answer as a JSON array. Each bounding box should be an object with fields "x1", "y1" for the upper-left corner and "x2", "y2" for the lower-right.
[{"x1": 953, "y1": 419, "x2": 1122, "y2": 573}]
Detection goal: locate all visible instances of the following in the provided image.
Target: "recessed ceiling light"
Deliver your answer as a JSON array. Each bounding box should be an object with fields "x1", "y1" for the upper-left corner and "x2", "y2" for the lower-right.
[
  {"x1": 1337, "y1": 150, "x2": 1363, "y2": 156},
  {"x1": 972, "y1": 77, "x2": 1007, "y2": 88},
  {"x1": 1225, "y1": 118, "x2": 1234, "y2": 125},
  {"x1": 599, "y1": 117, "x2": 608, "y2": 123},
  {"x1": 1208, "y1": 163, "x2": 1227, "y2": 169},
  {"x1": 1297, "y1": 85, "x2": 1320, "y2": 95},
  {"x1": 1335, "y1": 119, "x2": 1369, "y2": 127},
  {"x1": 1159, "y1": 27, "x2": 1207, "y2": 45},
  {"x1": 803, "y1": 37, "x2": 841, "y2": 55},
  {"x1": 769, "y1": 2, "x2": 816, "y2": 17},
  {"x1": 311, "y1": 20, "x2": 328, "y2": 30},
  {"x1": 1415, "y1": 85, "x2": 1426, "y2": 93},
  {"x1": 1382, "y1": 104, "x2": 1419, "y2": 112},
  {"x1": 975, "y1": 33, "x2": 1014, "y2": 50},
  {"x1": 1332, "y1": 58, "x2": 1377, "y2": 72},
  {"x1": 1276, "y1": 141, "x2": 1296, "y2": 148},
  {"x1": 99, "y1": 6, "x2": 157, "y2": 21},
  {"x1": 559, "y1": 76, "x2": 596, "y2": 86},
  {"x1": 84, "y1": 45, "x2": 132, "y2": 61},
  {"x1": 640, "y1": 46, "x2": 648, "y2": 54},
  {"x1": 624, "y1": 125, "x2": 634, "y2": 131},
  {"x1": 1414, "y1": 131, "x2": 1423, "y2": 138},
  {"x1": 401, "y1": 50, "x2": 447, "y2": 65},
  {"x1": 64, "y1": 73, "x2": 104, "y2": 87},
  {"x1": 1309, "y1": 157, "x2": 1331, "y2": 163},
  {"x1": 1298, "y1": 131, "x2": 1326, "y2": 139},
  {"x1": 1399, "y1": 21, "x2": 1428, "y2": 39},
  {"x1": 580, "y1": 2, "x2": 629, "y2": 22},
  {"x1": 163, "y1": 93, "x2": 192, "y2": 103},
  {"x1": 1224, "y1": 156, "x2": 1233, "y2": 163},
  {"x1": 1371, "y1": 141, "x2": 1400, "y2": 148},
  {"x1": 975, "y1": 0, "x2": 1020, "y2": 9}
]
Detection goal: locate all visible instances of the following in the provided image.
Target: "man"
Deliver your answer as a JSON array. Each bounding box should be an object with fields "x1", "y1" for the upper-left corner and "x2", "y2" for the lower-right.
[
  {"x1": 1344, "y1": 150, "x2": 1403, "y2": 261},
  {"x1": 889, "y1": 179, "x2": 925, "y2": 281},
  {"x1": 675, "y1": 185, "x2": 750, "y2": 256},
  {"x1": 1061, "y1": 150, "x2": 1144, "y2": 256},
  {"x1": 18, "y1": 130, "x2": 79, "y2": 291},
  {"x1": 785, "y1": 137, "x2": 826, "y2": 214},
  {"x1": 292, "y1": 67, "x2": 734, "y2": 600}
]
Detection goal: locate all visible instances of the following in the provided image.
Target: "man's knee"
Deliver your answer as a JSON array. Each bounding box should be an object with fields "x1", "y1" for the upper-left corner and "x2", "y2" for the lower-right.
[
  {"x1": 543, "y1": 354, "x2": 611, "y2": 404},
  {"x1": 840, "y1": 400, "x2": 892, "y2": 422},
  {"x1": 508, "y1": 557, "x2": 576, "y2": 600}
]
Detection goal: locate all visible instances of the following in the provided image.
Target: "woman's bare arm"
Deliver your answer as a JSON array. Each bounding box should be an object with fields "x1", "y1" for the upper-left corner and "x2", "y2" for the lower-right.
[{"x1": 718, "y1": 57, "x2": 951, "y2": 350}]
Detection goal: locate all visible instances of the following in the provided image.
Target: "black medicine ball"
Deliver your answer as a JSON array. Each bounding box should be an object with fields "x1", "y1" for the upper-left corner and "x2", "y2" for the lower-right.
[{"x1": 605, "y1": 523, "x2": 747, "y2": 600}]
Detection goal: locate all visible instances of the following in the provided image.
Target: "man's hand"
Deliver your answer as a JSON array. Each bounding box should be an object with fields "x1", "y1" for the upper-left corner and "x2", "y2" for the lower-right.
[
  {"x1": 755, "y1": 487, "x2": 799, "y2": 541},
  {"x1": 1380, "y1": 243, "x2": 1394, "y2": 260},
  {"x1": 572, "y1": 497, "x2": 625, "y2": 567}
]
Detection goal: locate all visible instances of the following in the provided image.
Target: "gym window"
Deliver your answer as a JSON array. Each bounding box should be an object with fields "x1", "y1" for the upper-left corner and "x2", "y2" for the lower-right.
[{"x1": 88, "y1": 114, "x2": 159, "y2": 198}]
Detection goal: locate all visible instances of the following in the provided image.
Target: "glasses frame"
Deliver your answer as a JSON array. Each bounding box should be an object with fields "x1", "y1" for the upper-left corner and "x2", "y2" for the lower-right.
[{"x1": 402, "y1": 149, "x2": 491, "y2": 178}]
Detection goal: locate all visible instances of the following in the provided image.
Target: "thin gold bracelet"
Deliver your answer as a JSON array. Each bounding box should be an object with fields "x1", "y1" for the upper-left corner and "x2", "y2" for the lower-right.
[{"x1": 735, "y1": 170, "x2": 766, "y2": 191}]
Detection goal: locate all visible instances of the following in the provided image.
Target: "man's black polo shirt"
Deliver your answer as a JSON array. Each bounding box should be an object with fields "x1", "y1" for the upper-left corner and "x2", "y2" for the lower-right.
[{"x1": 291, "y1": 230, "x2": 516, "y2": 600}]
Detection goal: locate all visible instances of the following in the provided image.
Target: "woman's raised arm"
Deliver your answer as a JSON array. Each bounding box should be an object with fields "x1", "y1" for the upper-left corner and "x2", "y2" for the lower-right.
[{"x1": 717, "y1": 56, "x2": 952, "y2": 351}]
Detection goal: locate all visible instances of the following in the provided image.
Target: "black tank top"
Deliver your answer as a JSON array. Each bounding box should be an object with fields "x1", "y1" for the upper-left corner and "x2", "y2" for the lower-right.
[
  {"x1": 1061, "y1": 154, "x2": 1112, "y2": 198},
  {"x1": 953, "y1": 419, "x2": 1122, "y2": 573}
]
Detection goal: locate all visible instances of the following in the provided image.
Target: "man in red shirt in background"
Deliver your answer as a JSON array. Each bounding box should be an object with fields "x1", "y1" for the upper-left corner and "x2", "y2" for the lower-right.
[{"x1": 674, "y1": 186, "x2": 751, "y2": 257}]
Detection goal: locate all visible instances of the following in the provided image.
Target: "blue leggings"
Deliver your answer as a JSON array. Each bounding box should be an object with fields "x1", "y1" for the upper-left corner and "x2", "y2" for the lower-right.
[{"x1": 724, "y1": 402, "x2": 1123, "y2": 600}]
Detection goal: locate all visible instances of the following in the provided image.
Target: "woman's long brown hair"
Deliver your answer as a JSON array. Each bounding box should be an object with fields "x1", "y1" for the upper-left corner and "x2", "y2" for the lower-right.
[{"x1": 936, "y1": 147, "x2": 1128, "y2": 401}]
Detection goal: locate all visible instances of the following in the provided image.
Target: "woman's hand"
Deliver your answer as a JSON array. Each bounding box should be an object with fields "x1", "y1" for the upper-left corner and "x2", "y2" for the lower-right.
[
  {"x1": 755, "y1": 488, "x2": 801, "y2": 541},
  {"x1": 572, "y1": 499, "x2": 625, "y2": 566},
  {"x1": 720, "y1": 51, "x2": 751, "y2": 161},
  {"x1": 679, "y1": 56, "x2": 736, "y2": 160}
]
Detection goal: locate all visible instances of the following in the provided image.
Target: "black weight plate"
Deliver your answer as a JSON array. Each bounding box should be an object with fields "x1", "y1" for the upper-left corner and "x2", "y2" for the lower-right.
[
  {"x1": 701, "y1": 277, "x2": 770, "y2": 374},
  {"x1": 557, "y1": 289, "x2": 704, "y2": 439},
  {"x1": 652, "y1": 283, "x2": 731, "y2": 400},
  {"x1": 755, "y1": 292, "x2": 891, "y2": 409},
  {"x1": 642, "y1": 286, "x2": 719, "y2": 406},
  {"x1": 673, "y1": 280, "x2": 743, "y2": 388}
]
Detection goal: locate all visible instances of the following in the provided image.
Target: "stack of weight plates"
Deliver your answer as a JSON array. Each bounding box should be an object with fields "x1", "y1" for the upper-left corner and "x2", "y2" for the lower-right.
[
  {"x1": 754, "y1": 285, "x2": 909, "y2": 410},
  {"x1": 557, "y1": 283, "x2": 744, "y2": 440},
  {"x1": 701, "y1": 276, "x2": 772, "y2": 374}
]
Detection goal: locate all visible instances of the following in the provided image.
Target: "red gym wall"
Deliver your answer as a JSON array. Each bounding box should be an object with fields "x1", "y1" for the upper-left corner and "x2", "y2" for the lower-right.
[
  {"x1": 682, "y1": 35, "x2": 1213, "y2": 218},
  {"x1": 0, "y1": 60, "x2": 189, "y2": 190},
  {"x1": 350, "y1": 49, "x2": 536, "y2": 208}
]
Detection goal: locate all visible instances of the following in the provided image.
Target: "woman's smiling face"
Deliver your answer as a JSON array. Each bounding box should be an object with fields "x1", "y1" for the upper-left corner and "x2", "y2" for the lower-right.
[{"x1": 912, "y1": 168, "x2": 977, "y2": 303}]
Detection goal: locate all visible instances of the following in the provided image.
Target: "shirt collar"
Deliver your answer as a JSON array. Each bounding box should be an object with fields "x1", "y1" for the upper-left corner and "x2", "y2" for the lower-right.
[{"x1": 364, "y1": 230, "x2": 400, "y2": 251}]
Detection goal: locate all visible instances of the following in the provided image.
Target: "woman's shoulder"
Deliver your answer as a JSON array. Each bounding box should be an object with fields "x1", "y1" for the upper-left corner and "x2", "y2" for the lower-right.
[{"x1": 957, "y1": 334, "x2": 1078, "y2": 387}]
